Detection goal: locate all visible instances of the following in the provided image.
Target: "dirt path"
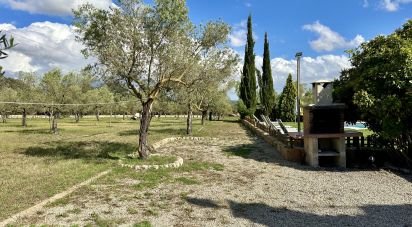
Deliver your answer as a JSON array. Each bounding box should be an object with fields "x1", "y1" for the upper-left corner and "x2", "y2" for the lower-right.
[{"x1": 12, "y1": 129, "x2": 412, "y2": 226}]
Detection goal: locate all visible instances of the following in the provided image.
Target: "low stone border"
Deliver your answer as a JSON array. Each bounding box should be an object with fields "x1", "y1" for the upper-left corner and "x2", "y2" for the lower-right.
[
  {"x1": 120, "y1": 137, "x2": 214, "y2": 170},
  {"x1": 120, "y1": 137, "x2": 220, "y2": 171},
  {"x1": 119, "y1": 154, "x2": 184, "y2": 170}
]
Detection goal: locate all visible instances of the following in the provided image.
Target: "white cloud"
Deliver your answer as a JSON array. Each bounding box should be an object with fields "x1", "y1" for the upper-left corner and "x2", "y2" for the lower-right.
[
  {"x1": 231, "y1": 52, "x2": 351, "y2": 99},
  {"x1": 229, "y1": 20, "x2": 258, "y2": 48},
  {"x1": 245, "y1": 2, "x2": 252, "y2": 7},
  {"x1": 0, "y1": 0, "x2": 114, "y2": 16},
  {"x1": 1, "y1": 50, "x2": 40, "y2": 72},
  {"x1": 229, "y1": 20, "x2": 247, "y2": 47},
  {"x1": 363, "y1": 0, "x2": 369, "y2": 7},
  {"x1": 0, "y1": 22, "x2": 94, "y2": 75},
  {"x1": 380, "y1": 0, "x2": 412, "y2": 11},
  {"x1": 270, "y1": 55, "x2": 351, "y2": 91},
  {"x1": 303, "y1": 21, "x2": 365, "y2": 52},
  {"x1": 0, "y1": 24, "x2": 17, "y2": 31}
]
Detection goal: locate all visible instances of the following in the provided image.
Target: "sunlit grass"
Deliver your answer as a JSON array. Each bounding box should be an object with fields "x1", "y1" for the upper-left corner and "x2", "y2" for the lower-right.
[{"x1": 0, "y1": 115, "x2": 240, "y2": 220}]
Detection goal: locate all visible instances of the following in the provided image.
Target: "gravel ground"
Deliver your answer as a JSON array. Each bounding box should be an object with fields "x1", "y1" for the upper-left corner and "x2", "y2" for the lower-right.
[{"x1": 13, "y1": 130, "x2": 412, "y2": 226}]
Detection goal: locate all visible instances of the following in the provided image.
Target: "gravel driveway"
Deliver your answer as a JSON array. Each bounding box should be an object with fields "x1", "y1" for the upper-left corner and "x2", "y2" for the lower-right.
[{"x1": 13, "y1": 129, "x2": 412, "y2": 226}]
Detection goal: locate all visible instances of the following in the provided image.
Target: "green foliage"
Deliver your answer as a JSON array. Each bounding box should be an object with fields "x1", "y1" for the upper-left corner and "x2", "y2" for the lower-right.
[
  {"x1": 334, "y1": 19, "x2": 412, "y2": 159},
  {"x1": 0, "y1": 30, "x2": 16, "y2": 75},
  {"x1": 74, "y1": 0, "x2": 235, "y2": 158},
  {"x1": 239, "y1": 15, "x2": 257, "y2": 118},
  {"x1": 300, "y1": 84, "x2": 314, "y2": 106},
  {"x1": 261, "y1": 33, "x2": 276, "y2": 116},
  {"x1": 278, "y1": 74, "x2": 296, "y2": 122},
  {"x1": 237, "y1": 99, "x2": 254, "y2": 119},
  {"x1": 0, "y1": 86, "x2": 18, "y2": 122}
]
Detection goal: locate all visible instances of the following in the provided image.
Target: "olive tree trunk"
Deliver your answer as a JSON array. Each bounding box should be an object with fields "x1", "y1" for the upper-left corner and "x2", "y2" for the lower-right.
[
  {"x1": 186, "y1": 103, "x2": 193, "y2": 135},
  {"x1": 22, "y1": 108, "x2": 27, "y2": 127},
  {"x1": 51, "y1": 111, "x2": 58, "y2": 134},
  {"x1": 201, "y1": 110, "x2": 207, "y2": 126},
  {"x1": 138, "y1": 99, "x2": 154, "y2": 159},
  {"x1": 1, "y1": 112, "x2": 6, "y2": 123},
  {"x1": 75, "y1": 112, "x2": 80, "y2": 123},
  {"x1": 95, "y1": 109, "x2": 100, "y2": 121}
]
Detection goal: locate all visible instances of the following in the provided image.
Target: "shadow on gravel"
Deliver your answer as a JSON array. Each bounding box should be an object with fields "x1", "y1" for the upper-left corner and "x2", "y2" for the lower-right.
[
  {"x1": 229, "y1": 201, "x2": 412, "y2": 227},
  {"x1": 24, "y1": 141, "x2": 136, "y2": 161},
  {"x1": 186, "y1": 197, "x2": 412, "y2": 226},
  {"x1": 185, "y1": 197, "x2": 221, "y2": 209}
]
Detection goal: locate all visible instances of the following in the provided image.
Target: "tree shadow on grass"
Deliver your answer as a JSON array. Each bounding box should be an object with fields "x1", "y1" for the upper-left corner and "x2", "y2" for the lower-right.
[
  {"x1": 149, "y1": 128, "x2": 186, "y2": 136},
  {"x1": 222, "y1": 144, "x2": 256, "y2": 158},
  {"x1": 185, "y1": 197, "x2": 412, "y2": 226},
  {"x1": 118, "y1": 124, "x2": 186, "y2": 137},
  {"x1": 222, "y1": 119, "x2": 240, "y2": 123},
  {"x1": 24, "y1": 141, "x2": 136, "y2": 161},
  {"x1": 3, "y1": 128, "x2": 64, "y2": 134},
  {"x1": 118, "y1": 129, "x2": 139, "y2": 136}
]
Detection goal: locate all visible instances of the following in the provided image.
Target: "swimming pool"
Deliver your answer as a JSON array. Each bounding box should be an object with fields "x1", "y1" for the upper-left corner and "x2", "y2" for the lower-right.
[{"x1": 344, "y1": 122, "x2": 367, "y2": 129}]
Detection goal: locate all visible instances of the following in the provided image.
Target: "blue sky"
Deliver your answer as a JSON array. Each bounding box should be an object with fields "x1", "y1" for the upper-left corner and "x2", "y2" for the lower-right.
[{"x1": 0, "y1": 0, "x2": 411, "y2": 94}]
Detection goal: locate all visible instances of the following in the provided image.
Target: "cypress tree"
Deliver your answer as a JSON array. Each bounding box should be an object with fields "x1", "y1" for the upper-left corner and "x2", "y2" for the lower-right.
[
  {"x1": 279, "y1": 74, "x2": 296, "y2": 122},
  {"x1": 261, "y1": 32, "x2": 276, "y2": 116},
  {"x1": 256, "y1": 69, "x2": 263, "y2": 104},
  {"x1": 239, "y1": 14, "x2": 257, "y2": 117}
]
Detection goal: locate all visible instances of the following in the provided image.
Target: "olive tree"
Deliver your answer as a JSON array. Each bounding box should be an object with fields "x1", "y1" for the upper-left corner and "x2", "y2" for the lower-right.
[
  {"x1": 17, "y1": 72, "x2": 41, "y2": 127},
  {"x1": 74, "y1": 0, "x2": 231, "y2": 158},
  {"x1": 0, "y1": 87, "x2": 17, "y2": 123},
  {"x1": 176, "y1": 47, "x2": 237, "y2": 134},
  {"x1": 0, "y1": 30, "x2": 15, "y2": 75}
]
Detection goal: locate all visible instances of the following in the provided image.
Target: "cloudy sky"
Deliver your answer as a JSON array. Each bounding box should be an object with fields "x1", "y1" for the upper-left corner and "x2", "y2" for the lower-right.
[{"x1": 0, "y1": 0, "x2": 411, "y2": 98}]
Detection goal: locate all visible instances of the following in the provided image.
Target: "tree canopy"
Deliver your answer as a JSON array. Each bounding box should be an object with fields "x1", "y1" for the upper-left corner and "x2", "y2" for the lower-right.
[
  {"x1": 334, "y1": 19, "x2": 412, "y2": 159},
  {"x1": 74, "y1": 0, "x2": 235, "y2": 158}
]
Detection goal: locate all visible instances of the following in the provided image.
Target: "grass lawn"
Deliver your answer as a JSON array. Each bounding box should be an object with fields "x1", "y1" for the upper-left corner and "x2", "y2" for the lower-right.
[{"x1": 0, "y1": 115, "x2": 240, "y2": 220}]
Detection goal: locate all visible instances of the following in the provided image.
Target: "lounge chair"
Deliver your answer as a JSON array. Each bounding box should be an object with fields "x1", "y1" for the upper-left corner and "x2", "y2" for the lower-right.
[{"x1": 277, "y1": 119, "x2": 298, "y2": 133}]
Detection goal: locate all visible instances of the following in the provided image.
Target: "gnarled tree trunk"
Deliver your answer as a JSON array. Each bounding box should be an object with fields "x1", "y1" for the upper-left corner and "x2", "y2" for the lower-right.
[
  {"x1": 51, "y1": 111, "x2": 58, "y2": 134},
  {"x1": 95, "y1": 109, "x2": 100, "y2": 121},
  {"x1": 22, "y1": 108, "x2": 27, "y2": 127},
  {"x1": 1, "y1": 112, "x2": 6, "y2": 123},
  {"x1": 209, "y1": 111, "x2": 213, "y2": 121},
  {"x1": 201, "y1": 110, "x2": 207, "y2": 126},
  {"x1": 186, "y1": 103, "x2": 193, "y2": 135},
  {"x1": 138, "y1": 99, "x2": 154, "y2": 159},
  {"x1": 75, "y1": 112, "x2": 80, "y2": 123}
]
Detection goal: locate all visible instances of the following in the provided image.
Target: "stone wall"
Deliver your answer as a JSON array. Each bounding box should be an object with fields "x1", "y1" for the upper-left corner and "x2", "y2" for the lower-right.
[{"x1": 242, "y1": 119, "x2": 305, "y2": 164}]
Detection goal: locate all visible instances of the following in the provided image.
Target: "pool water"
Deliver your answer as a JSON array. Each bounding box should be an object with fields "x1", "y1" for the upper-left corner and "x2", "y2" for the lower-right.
[{"x1": 344, "y1": 122, "x2": 367, "y2": 129}]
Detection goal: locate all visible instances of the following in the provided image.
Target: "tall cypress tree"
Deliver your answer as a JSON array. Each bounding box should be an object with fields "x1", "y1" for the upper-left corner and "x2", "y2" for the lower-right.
[
  {"x1": 239, "y1": 14, "x2": 257, "y2": 117},
  {"x1": 279, "y1": 73, "x2": 296, "y2": 122},
  {"x1": 261, "y1": 33, "x2": 276, "y2": 116}
]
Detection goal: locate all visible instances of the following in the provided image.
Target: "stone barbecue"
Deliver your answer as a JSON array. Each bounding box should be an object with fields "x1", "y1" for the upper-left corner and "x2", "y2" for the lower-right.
[{"x1": 303, "y1": 81, "x2": 361, "y2": 168}]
